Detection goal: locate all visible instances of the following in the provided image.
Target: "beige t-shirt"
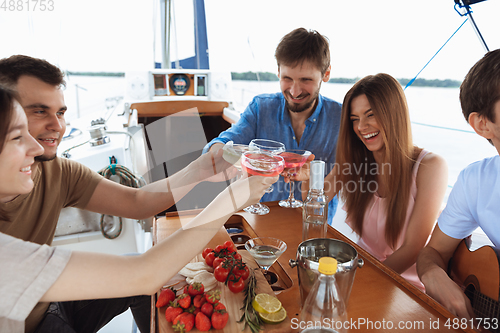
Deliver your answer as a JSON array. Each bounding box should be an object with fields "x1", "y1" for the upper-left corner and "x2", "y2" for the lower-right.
[
  {"x1": 0, "y1": 232, "x2": 71, "y2": 333},
  {"x1": 0, "y1": 157, "x2": 102, "y2": 332},
  {"x1": 0, "y1": 157, "x2": 103, "y2": 245}
]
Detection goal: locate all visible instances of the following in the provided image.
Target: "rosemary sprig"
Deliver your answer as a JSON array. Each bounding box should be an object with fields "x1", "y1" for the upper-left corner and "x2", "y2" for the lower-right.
[{"x1": 238, "y1": 268, "x2": 264, "y2": 332}]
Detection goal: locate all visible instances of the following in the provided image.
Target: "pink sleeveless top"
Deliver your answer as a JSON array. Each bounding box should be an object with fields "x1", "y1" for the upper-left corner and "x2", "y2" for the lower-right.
[{"x1": 346, "y1": 150, "x2": 429, "y2": 291}]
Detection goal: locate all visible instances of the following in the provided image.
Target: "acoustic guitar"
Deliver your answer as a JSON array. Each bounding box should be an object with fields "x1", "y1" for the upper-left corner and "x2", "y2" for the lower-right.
[{"x1": 448, "y1": 239, "x2": 500, "y2": 331}]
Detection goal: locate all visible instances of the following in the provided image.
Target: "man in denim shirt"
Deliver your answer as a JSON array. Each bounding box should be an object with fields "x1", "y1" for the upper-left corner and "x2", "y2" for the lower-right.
[{"x1": 204, "y1": 28, "x2": 341, "y2": 222}]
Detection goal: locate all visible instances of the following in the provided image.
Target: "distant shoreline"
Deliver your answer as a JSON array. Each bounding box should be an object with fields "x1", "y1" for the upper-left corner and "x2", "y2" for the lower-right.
[
  {"x1": 230, "y1": 72, "x2": 462, "y2": 88},
  {"x1": 65, "y1": 71, "x2": 462, "y2": 88}
]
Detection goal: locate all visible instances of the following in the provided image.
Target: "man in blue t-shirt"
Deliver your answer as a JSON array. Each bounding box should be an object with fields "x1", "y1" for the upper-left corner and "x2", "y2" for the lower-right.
[
  {"x1": 417, "y1": 49, "x2": 500, "y2": 320},
  {"x1": 204, "y1": 28, "x2": 342, "y2": 221}
]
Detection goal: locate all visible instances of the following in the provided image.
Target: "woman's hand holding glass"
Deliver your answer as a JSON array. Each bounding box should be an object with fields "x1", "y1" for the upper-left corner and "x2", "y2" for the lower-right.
[
  {"x1": 194, "y1": 144, "x2": 240, "y2": 183},
  {"x1": 221, "y1": 141, "x2": 254, "y2": 183}
]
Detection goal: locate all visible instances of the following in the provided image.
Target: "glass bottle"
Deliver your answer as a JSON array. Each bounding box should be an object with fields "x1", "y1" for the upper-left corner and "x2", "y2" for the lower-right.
[
  {"x1": 302, "y1": 160, "x2": 329, "y2": 241},
  {"x1": 299, "y1": 257, "x2": 347, "y2": 333}
]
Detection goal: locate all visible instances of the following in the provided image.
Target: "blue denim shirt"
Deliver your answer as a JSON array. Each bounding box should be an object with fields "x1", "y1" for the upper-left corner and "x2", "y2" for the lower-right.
[{"x1": 203, "y1": 92, "x2": 342, "y2": 223}]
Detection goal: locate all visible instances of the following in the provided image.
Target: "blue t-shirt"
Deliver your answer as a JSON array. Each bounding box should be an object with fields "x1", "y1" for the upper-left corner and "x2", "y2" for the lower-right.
[
  {"x1": 203, "y1": 92, "x2": 342, "y2": 222},
  {"x1": 438, "y1": 155, "x2": 500, "y2": 247}
]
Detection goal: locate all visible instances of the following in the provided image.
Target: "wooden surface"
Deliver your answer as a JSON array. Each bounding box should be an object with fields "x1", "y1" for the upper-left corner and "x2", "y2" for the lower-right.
[
  {"x1": 152, "y1": 211, "x2": 290, "y2": 333},
  {"x1": 153, "y1": 203, "x2": 475, "y2": 333},
  {"x1": 131, "y1": 100, "x2": 229, "y2": 117}
]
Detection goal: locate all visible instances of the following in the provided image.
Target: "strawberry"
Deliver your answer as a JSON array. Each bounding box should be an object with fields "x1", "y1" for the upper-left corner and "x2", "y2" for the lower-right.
[
  {"x1": 156, "y1": 287, "x2": 176, "y2": 308},
  {"x1": 177, "y1": 293, "x2": 191, "y2": 309},
  {"x1": 165, "y1": 306, "x2": 183, "y2": 323},
  {"x1": 200, "y1": 302, "x2": 213, "y2": 317},
  {"x1": 173, "y1": 312, "x2": 194, "y2": 332},
  {"x1": 193, "y1": 294, "x2": 206, "y2": 308},
  {"x1": 187, "y1": 282, "x2": 204, "y2": 296},
  {"x1": 205, "y1": 290, "x2": 220, "y2": 304},
  {"x1": 195, "y1": 312, "x2": 212, "y2": 332},
  {"x1": 211, "y1": 308, "x2": 229, "y2": 330},
  {"x1": 214, "y1": 302, "x2": 226, "y2": 311},
  {"x1": 185, "y1": 305, "x2": 197, "y2": 314}
]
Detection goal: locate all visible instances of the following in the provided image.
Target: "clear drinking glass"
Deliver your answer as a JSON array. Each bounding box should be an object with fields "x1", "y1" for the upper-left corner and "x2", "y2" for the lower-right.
[
  {"x1": 244, "y1": 237, "x2": 287, "y2": 273},
  {"x1": 278, "y1": 149, "x2": 312, "y2": 208},
  {"x1": 243, "y1": 139, "x2": 285, "y2": 215},
  {"x1": 241, "y1": 151, "x2": 285, "y2": 215},
  {"x1": 222, "y1": 142, "x2": 252, "y2": 182}
]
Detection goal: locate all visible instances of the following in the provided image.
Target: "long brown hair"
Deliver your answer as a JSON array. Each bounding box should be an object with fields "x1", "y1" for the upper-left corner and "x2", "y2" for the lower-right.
[
  {"x1": 336, "y1": 73, "x2": 420, "y2": 248},
  {"x1": 0, "y1": 84, "x2": 18, "y2": 221}
]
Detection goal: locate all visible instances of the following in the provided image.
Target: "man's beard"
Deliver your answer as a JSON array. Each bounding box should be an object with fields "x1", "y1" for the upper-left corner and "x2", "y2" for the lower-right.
[
  {"x1": 35, "y1": 154, "x2": 57, "y2": 162},
  {"x1": 285, "y1": 88, "x2": 320, "y2": 113}
]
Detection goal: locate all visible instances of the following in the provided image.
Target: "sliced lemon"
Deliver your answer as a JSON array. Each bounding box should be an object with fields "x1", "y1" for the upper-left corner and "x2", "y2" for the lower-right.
[
  {"x1": 258, "y1": 306, "x2": 287, "y2": 324},
  {"x1": 252, "y1": 293, "x2": 282, "y2": 314}
]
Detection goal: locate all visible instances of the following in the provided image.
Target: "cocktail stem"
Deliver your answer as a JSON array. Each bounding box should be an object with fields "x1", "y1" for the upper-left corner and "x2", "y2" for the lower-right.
[{"x1": 287, "y1": 178, "x2": 296, "y2": 203}]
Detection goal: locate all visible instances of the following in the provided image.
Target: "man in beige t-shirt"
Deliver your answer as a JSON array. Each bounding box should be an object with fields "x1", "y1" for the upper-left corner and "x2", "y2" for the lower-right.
[{"x1": 0, "y1": 55, "x2": 233, "y2": 333}]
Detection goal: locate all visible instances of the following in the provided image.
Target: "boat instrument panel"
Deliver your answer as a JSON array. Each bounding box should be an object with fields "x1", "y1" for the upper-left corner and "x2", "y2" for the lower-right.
[{"x1": 153, "y1": 73, "x2": 207, "y2": 97}]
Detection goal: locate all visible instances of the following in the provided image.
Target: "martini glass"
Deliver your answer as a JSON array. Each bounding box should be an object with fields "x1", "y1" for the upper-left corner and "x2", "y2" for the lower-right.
[
  {"x1": 241, "y1": 151, "x2": 285, "y2": 215},
  {"x1": 278, "y1": 149, "x2": 312, "y2": 208},
  {"x1": 245, "y1": 237, "x2": 287, "y2": 282}
]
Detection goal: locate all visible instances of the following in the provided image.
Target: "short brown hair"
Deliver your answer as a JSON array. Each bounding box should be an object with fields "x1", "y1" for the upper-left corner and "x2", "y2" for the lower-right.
[
  {"x1": 275, "y1": 28, "x2": 330, "y2": 75},
  {"x1": 0, "y1": 54, "x2": 65, "y2": 87},
  {"x1": 460, "y1": 49, "x2": 500, "y2": 125}
]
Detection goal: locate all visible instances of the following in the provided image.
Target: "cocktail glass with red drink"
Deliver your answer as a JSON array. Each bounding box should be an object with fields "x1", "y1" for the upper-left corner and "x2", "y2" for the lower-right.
[
  {"x1": 278, "y1": 149, "x2": 312, "y2": 208},
  {"x1": 241, "y1": 151, "x2": 285, "y2": 215}
]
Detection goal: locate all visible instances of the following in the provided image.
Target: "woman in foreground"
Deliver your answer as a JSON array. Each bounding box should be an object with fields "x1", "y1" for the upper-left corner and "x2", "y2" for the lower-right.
[
  {"x1": 0, "y1": 84, "x2": 277, "y2": 332},
  {"x1": 306, "y1": 73, "x2": 448, "y2": 290}
]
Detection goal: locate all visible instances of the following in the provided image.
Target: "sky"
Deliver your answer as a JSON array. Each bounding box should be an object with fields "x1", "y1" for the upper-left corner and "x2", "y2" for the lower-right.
[{"x1": 0, "y1": 0, "x2": 499, "y2": 81}]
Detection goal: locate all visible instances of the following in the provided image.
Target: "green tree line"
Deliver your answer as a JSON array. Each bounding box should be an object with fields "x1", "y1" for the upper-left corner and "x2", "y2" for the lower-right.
[
  {"x1": 232, "y1": 72, "x2": 461, "y2": 88},
  {"x1": 66, "y1": 71, "x2": 461, "y2": 88}
]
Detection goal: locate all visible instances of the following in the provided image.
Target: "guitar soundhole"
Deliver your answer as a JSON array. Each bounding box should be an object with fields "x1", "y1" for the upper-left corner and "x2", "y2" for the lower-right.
[
  {"x1": 464, "y1": 284, "x2": 478, "y2": 308},
  {"x1": 464, "y1": 276, "x2": 481, "y2": 308}
]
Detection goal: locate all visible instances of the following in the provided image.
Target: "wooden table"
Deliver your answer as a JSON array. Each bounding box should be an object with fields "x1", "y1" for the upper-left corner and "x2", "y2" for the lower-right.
[{"x1": 152, "y1": 202, "x2": 475, "y2": 332}]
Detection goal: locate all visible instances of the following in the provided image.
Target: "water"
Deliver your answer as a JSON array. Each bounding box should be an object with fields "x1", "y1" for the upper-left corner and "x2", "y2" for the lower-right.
[
  {"x1": 247, "y1": 244, "x2": 283, "y2": 269},
  {"x1": 62, "y1": 75, "x2": 126, "y2": 123},
  {"x1": 231, "y1": 80, "x2": 498, "y2": 199},
  {"x1": 62, "y1": 77, "x2": 498, "y2": 198}
]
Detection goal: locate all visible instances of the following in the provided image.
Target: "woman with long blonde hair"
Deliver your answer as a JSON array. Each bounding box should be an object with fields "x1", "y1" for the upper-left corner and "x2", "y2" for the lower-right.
[{"x1": 313, "y1": 73, "x2": 447, "y2": 290}]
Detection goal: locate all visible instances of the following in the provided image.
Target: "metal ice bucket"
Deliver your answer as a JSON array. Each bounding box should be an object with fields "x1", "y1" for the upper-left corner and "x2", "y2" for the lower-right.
[{"x1": 289, "y1": 238, "x2": 364, "y2": 307}]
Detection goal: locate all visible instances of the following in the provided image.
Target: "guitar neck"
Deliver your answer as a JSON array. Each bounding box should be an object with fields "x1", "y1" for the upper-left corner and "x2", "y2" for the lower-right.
[{"x1": 466, "y1": 287, "x2": 500, "y2": 320}]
